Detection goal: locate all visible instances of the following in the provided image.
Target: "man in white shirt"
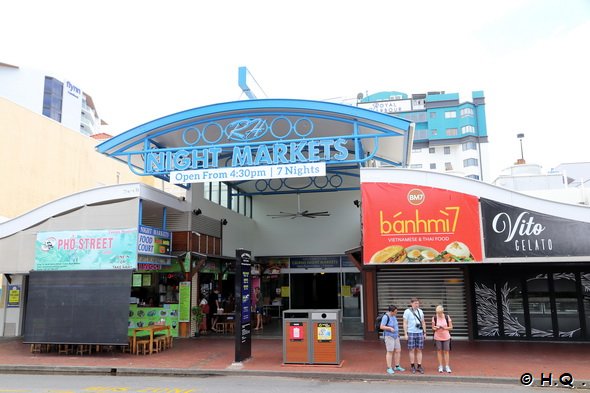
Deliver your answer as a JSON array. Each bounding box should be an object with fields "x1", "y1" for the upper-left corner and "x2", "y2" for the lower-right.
[{"x1": 403, "y1": 297, "x2": 427, "y2": 374}]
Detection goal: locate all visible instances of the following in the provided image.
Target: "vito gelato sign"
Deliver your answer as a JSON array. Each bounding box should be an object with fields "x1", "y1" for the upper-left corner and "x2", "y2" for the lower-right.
[
  {"x1": 34, "y1": 228, "x2": 138, "y2": 271},
  {"x1": 481, "y1": 198, "x2": 590, "y2": 258}
]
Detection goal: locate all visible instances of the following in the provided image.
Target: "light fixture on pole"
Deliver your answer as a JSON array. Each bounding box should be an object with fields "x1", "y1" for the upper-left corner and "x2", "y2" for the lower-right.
[{"x1": 516, "y1": 133, "x2": 525, "y2": 163}]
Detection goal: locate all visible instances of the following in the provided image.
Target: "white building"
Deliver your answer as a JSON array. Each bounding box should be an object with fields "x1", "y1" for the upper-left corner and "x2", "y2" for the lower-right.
[
  {"x1": 492, "y1": 162, "x2": 590, "y2": 205},
  {"x1": 0, "y1": 62, "x2": 102, "y2": 136}
]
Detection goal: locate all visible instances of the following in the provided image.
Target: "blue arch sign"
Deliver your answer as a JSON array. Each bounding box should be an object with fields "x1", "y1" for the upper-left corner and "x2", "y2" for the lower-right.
[{"x1": 97, "y1": 99, "x2": 412, "y2": 189}]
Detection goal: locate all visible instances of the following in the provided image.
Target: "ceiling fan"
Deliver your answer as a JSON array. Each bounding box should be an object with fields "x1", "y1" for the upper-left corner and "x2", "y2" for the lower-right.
[{"x1": 267, "y1": 193, "x2": 330, "y2": 219}]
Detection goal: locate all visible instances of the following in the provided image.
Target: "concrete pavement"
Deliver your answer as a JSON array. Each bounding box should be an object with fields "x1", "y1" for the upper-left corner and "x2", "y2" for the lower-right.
[{"x1": 0, "y1": 336, "x2": 589, "y2": 388}]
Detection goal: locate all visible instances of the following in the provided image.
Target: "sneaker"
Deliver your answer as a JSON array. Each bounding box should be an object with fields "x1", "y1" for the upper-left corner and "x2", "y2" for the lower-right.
[
  {"x1": 438, "y1": 365, "x2": 443, "y2": 373},
  {"x1": 411, "y1": 365, "x2": 416, "y2": 374},
  {"x1": 417, "y1": 365, "x2": 424, "y2": 374},
  {"x1": 394, "y1": 365, "x2": 405, "y2": 372},
  {"x1": 386, "y1": 368, "x2": 395, "y2": 375},
  {"x1": 445, "y1": 366, "x2": 452, "y2": 373}
]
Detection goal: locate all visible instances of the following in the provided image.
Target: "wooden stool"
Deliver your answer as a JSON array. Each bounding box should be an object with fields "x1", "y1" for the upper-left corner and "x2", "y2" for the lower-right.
[
  {"x1": 58, "y1": 344, "x2": 72, "y2": 355},
  {"x1": 135, "y1": 339, "x2": 150, "y2": 355},
  {"x1": 30, "y1": 344, "x2": 42, "y2": 354},
  {"x1": 153, "y1": 336, "x2": 166, "y2": 353},
  {"x1": 76, "y1": 344, "x2": 91, "y2": 356}
]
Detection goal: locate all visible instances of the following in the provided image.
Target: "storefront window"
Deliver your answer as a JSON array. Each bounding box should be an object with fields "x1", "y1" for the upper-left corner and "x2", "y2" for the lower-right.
[
  {"x1": 501, "y1": 277, "x2": 526, "y2": 337},
  {"x1": 553, "y1": 273, "x2": 581, "y2": 338},
  {"x1": 583, "y1": 272, "x2": 590, "y2": 339},
  {"x1": 526, "y1": 273, "x2": 554, "y2": 338}
]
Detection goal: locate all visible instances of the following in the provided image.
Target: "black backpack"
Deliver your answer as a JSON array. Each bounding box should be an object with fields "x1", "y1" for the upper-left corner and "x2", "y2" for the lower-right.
[
  {"x1": 432, "y1": 314, "x2": 450, "y2": 327},
  {"x1": 375, "y1": 312, "x2": 390, "y2": 332}
]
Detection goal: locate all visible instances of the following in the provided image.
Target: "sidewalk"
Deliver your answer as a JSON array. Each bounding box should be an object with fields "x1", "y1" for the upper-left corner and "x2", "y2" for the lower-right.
[{"x1": 1, "y1": 336, "x2": 589, "y2": 387}]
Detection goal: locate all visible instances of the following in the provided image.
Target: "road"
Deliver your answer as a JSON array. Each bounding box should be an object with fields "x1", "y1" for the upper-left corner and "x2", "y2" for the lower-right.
[{"x1": 0, "y1": 374, "x2": 555, "y2": 392}]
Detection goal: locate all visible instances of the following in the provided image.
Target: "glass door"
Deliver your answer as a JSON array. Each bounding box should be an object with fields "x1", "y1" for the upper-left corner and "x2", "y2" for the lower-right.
[{"x1": 340, "y1": 272, "x2": 363, "y2": 336}]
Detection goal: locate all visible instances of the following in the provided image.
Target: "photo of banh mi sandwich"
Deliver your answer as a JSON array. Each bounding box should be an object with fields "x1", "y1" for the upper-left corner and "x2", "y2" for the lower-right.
[{"x1": 369, "y1": 245, "x2": 407, "y2": 263}]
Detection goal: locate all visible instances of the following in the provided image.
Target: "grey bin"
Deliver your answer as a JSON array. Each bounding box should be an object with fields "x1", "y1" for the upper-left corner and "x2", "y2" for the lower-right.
[{"x1": 282, "y1": 309, "x2": 341, "y2": 365}]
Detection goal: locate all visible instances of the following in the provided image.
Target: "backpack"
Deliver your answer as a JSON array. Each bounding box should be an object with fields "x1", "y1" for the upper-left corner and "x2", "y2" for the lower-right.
[
  {"x1": 432, "y1": 314, "x2": 450, "y2": 327},
  {"x1": 375, "y1": 312, "x2": 390, "y2": 332}
]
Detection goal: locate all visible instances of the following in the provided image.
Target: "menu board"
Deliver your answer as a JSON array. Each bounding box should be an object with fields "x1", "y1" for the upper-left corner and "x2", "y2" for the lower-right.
[
  {"x1": 132, "y1": 274, "x2": 142, "y2": 287},
  {"x1": 128, "y1": 304, "x2": 179, "y2": 337},
  {"x1": 178, "y1": 282, "x2": 191, "y2": 322}
]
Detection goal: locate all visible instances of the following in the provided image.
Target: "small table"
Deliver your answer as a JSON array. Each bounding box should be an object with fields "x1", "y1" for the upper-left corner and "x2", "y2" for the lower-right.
[
  {"x1": 214, "y1": 313, "x2": 236, "y2": 334},
  {"x1": 263, "y1": 304, "x2": 282, "y2": 318},
  {"x1": 131, "y1": 324, "x2": 171, "y2": 354}
]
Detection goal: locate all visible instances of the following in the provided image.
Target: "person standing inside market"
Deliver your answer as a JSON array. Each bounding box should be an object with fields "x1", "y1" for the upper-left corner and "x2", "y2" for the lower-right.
[
  {"x1": 254, "y1": 286, "x2": 264, "y2": 330},
  {"x1": 403, "y1": 297, "x2": 427, "y2": 374},
  {"x1": 207, "y1": 288, "x2": 221, "y2": 332}
]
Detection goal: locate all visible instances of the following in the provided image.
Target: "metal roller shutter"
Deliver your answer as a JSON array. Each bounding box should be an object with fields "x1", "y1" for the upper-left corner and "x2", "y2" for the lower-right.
[{"x1": 376, "y1": 267, "x2": 468, "y2": 338}]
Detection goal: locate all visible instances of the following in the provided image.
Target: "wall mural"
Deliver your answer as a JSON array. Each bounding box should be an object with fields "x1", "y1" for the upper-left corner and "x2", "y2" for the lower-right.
[{"x1": 475, "y1": 273, "x2": 590, "y2": 338}]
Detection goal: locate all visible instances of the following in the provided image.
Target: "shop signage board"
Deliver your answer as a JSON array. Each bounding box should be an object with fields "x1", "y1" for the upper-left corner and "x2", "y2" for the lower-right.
[
  {"x1": 234, "y1": 249, "x2": 252, "y2": 362},
  {"x1": 290, "y1": 256, "x2": 341, "y2": 269},
  {"x1": 35, "y1": 228, "x2": 138, "y2": 271},
  {"x1": 137, "y1": 225, "x2": 171, "y2": 257},
  {"x1": 7, "y1": 284, "x2": 20, "y2": 307},
  {"x1": 178, "y1": 282, "x2": 191, "y2": 322},
  {"x1": 361, "y1": 183, "x2": 482, "y2": 265},
  {"x1": 481, "y1": 198, "x2": 590, "y2": 258}
]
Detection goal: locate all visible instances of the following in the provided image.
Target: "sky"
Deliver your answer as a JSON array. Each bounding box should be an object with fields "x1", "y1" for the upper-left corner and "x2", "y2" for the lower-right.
[{"x1": 3, "y1": 0, "x2": 590, "y2": 180}]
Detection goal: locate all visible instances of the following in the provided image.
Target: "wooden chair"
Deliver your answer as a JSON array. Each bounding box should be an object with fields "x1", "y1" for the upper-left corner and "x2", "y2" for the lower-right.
[{"x1": 30, "y1": 344, "x2": 42, "y2": 354}]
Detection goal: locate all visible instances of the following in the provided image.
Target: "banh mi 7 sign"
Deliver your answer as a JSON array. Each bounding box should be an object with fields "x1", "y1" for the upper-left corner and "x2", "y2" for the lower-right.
[{"x1": 361, "y1": 183, "x2": 482, "y2": 265}]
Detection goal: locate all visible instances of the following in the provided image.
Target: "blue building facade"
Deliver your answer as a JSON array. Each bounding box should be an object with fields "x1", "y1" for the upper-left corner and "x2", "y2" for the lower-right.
[{"x1": 358, "y1": 90, "x2": 489, "y2": 181}]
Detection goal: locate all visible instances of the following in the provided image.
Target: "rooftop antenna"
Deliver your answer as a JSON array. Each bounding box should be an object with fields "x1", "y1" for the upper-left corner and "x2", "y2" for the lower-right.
[{"x1": 238, "y1": 66, "x2": 268, "y2": 100}]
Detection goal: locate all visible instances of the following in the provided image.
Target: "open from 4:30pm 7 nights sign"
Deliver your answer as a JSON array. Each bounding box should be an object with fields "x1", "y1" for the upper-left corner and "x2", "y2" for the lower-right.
[{"x1": 361, "y1": 183, "x2": 482, "y2": 265}]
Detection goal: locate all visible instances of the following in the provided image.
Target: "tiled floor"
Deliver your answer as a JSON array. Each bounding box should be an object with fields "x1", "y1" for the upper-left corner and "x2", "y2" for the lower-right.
[{"x1": 1, "y1": 336, "x2": 589, "y2": 381}]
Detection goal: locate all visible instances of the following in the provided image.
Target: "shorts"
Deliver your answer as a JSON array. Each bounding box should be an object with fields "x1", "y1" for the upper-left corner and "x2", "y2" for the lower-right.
[
  {"x1": 435, "y1": 339, "x2": 451, "y2": 351},
  {"x1": 407, "y1": 332, "x2": 425, "y2": 350},
  {"x1": 384, "y1": 336, "x2": 401, "y2": 352},
  {"x1": 256, "y1": 306, "x2": 263, "y2": 314}
]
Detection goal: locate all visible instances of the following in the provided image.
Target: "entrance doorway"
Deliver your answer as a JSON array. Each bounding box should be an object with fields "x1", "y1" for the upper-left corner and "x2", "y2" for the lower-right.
[{"x1": 290, "y1": 273, "x2": 338, "y2": 309}]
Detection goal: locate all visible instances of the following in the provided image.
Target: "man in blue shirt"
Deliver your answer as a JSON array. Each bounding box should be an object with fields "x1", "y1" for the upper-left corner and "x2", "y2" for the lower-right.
[
  {"x1": 403, "y1": 297, "x2": 427, "y2": 374},
  {"x1": 380, "y1": 305, "x2": 405, "y2": 375}
]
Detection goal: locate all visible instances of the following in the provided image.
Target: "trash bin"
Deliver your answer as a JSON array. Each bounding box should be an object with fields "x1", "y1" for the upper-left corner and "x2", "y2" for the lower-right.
[
  {"x1": 283, "y1": 310, "x2": 310, "y2": 364},
  {"x1": 310, "y1": 310, "x2": 341, "y2": 365},
  {"x1": 282, "y1": 309, "x2": 341, "y2": 365}
]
